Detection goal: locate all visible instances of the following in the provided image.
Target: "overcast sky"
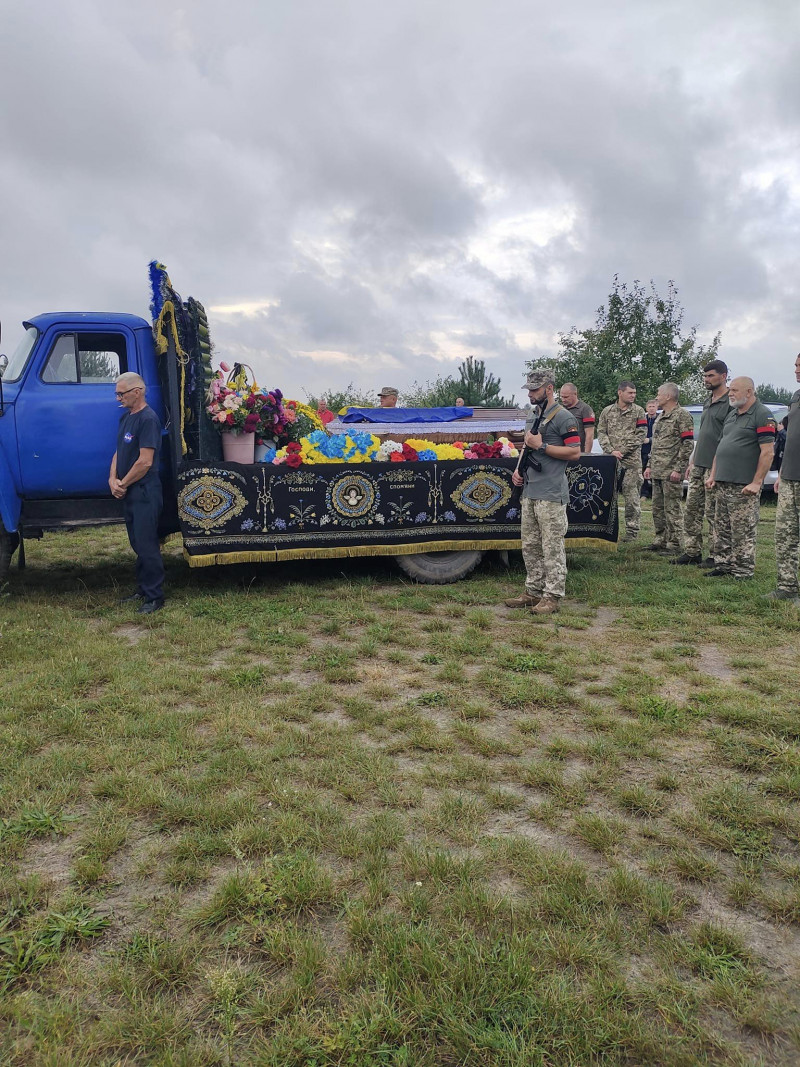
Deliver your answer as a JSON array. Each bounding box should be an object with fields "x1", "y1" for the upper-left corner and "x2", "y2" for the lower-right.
[{"x1": 1, "y1": 0, "x2": 798, "y2": 404}]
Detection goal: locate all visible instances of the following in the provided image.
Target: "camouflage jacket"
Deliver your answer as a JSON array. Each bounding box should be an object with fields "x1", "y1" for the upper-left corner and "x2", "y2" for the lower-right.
[
  {"x1": 649, "y1": 405, "x2": 695, "y2": 477},
  {"x1": 597, "y1": 402, "x2": 648, "y2": 469}
]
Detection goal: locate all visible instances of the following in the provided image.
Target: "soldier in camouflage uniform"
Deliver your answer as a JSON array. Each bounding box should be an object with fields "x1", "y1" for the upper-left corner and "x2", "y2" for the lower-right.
[
  {"x1": 503, "y1": 368, "x2": 581, "y2": 615},
  {"x1": 597, "y1": 381, "x2": 648, "y2": 541},
  {"x1": 768, "y1": 354, "x2": 800, "y2": 604},
  {"x1": 644, "y1": 383, "x2": 694, "y2": 553},
  {"x1": 673, "y1": 359, "x2": 729, "y2": 566},
  {"x1": 705, "y1": 377, "x2": 776, "y2": 579}
]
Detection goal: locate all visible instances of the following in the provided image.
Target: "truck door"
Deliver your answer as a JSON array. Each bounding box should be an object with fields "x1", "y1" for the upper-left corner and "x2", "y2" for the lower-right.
[{"x1": 16, "y1": 328, "x2": 134, "y2": 497}]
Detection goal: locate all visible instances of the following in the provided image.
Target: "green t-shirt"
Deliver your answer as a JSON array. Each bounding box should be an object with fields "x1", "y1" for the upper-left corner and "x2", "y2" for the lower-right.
[
  {"x1": 781, "y1": 390, "x2": 800, "y2": 481},
  {"x1": 522, "y1": 403, "x2": 582, "y2": 503},
  {"x1": 693, "y1": 392, "x2": 730, "y2": 468},
  {"x1": 714, "y1": 401, "x2": 777, "y2": 484}
]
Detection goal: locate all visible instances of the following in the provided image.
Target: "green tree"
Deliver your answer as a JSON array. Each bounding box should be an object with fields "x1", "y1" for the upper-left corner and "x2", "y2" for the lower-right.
[
  {"x1": 305, "y1": 383, "x2": 377, "y2": 412},
  {"x1": 756, "y1": 382, "x2": 794, "y2": 405},
  {"x1": 455, "y1": 356, "x2": 512, "y2": 406},
  {"x1": 534, "y1": 278, "x2": 721, "y2": 412},
  {"x1": 404, "y1": 374, "x2": 461, "y2": 407},
  {"x1": 407, "y1": 358, "x2": 512, "y2": 406}
]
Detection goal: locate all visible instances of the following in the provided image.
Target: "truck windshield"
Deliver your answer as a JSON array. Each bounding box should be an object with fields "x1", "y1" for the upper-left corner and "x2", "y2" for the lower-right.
[{"x1": 2, "y1": 325, "x2": 39, "y2": 382}]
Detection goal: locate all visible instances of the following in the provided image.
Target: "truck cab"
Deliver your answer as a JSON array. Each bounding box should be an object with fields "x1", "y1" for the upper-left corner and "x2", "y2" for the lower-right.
[{"x1": 0, "y1": 313, "x2": 165, "y2": 568}]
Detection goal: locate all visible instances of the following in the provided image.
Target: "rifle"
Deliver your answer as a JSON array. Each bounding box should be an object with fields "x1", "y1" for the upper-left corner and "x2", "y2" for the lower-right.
[{"x1": 509, "y1": 404, "x2": 544, "y2": 507}]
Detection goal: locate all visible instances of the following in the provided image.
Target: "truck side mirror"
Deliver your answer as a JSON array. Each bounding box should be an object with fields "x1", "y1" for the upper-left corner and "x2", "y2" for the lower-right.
[{"x1": 0, "y1": 354, "x2": 8, "y2": 377}]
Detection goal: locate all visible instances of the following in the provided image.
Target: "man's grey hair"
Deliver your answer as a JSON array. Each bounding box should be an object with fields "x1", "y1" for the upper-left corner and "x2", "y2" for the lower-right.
[
  {"x1": 660, "y1": 382, "x2": 680, "y2": 402},
  {"x1": 560, "y1": 382, "x2": 577, "y2": 393},
  {"x1": 116, "y1": 372, "x2": 146, "y2": 393},
  {"x1": 730, "y1": 375, "x2": 755, "y2": 391}
]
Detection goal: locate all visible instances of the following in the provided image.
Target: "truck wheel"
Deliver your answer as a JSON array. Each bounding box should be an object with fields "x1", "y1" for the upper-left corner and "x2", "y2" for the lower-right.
[
  {"x1": 395, "y1": 550, "x2": 483, "y2": 584},
  {"x1": 0, "y1": 522, "x2": 19, "y2": 582}
]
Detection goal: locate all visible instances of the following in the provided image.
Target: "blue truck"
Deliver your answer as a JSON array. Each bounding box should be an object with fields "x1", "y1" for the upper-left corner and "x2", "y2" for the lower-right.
[{"x1": 0, "y1": 265, "x2": 618, "y2": 584}]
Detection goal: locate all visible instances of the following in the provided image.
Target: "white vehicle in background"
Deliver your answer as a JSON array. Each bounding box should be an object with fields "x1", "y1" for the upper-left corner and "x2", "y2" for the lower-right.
[{"x1": 684, "y1": 402, "x2": 787, "y2": 495}]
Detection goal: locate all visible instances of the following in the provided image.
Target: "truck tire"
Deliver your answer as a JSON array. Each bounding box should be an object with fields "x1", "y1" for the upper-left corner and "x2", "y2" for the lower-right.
[
  {"x1": 0, "y1": 522, "x2": 19, "y2": 582},
  {"x1": 395, "y1": 550, "x2": 483, "y2": 584}
]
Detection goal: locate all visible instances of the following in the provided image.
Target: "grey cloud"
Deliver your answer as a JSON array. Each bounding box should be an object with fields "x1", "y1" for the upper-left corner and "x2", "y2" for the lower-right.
[{"x1": 1, "y1": 0, "x2": 799, "y2": 396}]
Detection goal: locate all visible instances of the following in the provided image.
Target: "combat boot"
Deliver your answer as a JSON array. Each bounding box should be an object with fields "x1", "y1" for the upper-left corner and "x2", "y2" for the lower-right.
[
  {"x1": 503, "y1": 592, "x2": 541, "y2": 608},
  {"x1": 528, "y1": 595, "x2": 560, "y2": 615},
  {"x1": 764, "y1": 589, "x2": 800, "y2": 603},
  {"x1": 670, "y1": 554, "x2": 701, "y2": 565}
]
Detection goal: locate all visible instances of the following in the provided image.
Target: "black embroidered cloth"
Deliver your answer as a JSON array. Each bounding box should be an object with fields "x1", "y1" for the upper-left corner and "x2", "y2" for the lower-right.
[{"x1": 177, "y1": 456, "x2": 618, "y2": 565}]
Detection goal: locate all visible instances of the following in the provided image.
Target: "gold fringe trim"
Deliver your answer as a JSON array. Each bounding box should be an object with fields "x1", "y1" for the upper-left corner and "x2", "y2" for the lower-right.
[
  {"x1": 566, "y1": 537, "x2": 618, "y2": 551},
  {"x1": 182, "y1": 536, "x2": 619, "y2": 567},
  {"x1": 183, "y1": 538, "x2": 526, "y2": 568}
]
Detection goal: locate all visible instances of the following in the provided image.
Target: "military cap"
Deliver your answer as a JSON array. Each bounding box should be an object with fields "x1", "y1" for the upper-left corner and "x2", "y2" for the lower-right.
[
  {"x1": 523, "y1": 368, "x2": 555, "y2": 390},
  {"x1": 378, "y1": 386, "x2": 399, "y2": 397}
]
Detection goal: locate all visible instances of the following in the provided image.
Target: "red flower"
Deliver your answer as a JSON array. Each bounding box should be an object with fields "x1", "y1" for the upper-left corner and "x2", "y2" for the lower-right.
[
  {"x1": 226, "y1": 412, "x2": 235, "y2": 425},
  {"x1": 285, "y1": 454, "x2": 303, "y2": 468},
  {"x1": 244, "y1": 395, "x2": 256, "y2": 409},
  {"x1": 401, "y1": 443, "x2": 419, "y2": 461},
  {"x1": 389, "y1": 451, "x2": 405, "y2": 462},
  {"x1": 286, "y1": 442, "x2": 302, "y2": 454}
]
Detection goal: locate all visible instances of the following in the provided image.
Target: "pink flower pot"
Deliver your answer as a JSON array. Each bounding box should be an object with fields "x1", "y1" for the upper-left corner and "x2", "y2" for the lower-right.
[{"x1": 221, "y1": 431, "x2": 255, "y2": 463}]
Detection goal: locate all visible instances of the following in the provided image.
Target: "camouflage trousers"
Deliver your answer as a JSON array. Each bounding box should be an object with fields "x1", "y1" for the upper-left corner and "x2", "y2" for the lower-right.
[
  {"x1": 521, "y1": 498, "x2": 569, "y2": 599},
  {"x1": 620, "y1": 464, "x2": 643, "y2": 537},
  {"x1": 651, "y1": 478, "x2": 684, "y2": 550},
  {"x1": 683, "y1": 464, "x2": 717, "y2": 558},
  {"x1": 714, "y1": 482, "x2": 760, "y2": 577},
  {"x1": 775, "y1": 478, "x2": 800, "y2": 594}
]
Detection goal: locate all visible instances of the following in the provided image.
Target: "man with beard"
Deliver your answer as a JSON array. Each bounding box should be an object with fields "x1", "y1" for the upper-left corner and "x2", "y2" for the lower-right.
[
  {"x1": 672, "y1": 359, "x2": 729, "y2": 567},
  {"x1": 704, "y1": 377, "x2": 776, "y2": 580},
  {"x1": 503, "y1": 368, "x2": 581, "y2": 615}
]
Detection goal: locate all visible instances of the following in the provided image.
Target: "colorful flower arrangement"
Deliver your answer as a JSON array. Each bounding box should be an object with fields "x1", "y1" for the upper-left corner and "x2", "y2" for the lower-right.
[
  {"x1": 206, "y1": 365, "x2": 322, "y2": 444},
  {"x1": 262, "y1": 431, "x2": 519, "y2": 467}
]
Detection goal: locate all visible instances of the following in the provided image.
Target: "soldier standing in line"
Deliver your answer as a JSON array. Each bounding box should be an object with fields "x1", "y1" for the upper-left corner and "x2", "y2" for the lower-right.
[
  {"x1": 672, "y1": 359, "x2": 730, "y2": 567},
  {"x1": 644, "y1": 383, "x2": 695, "y2": 554},
  {"x1": 597, "y1": 381, "x2": 648, "y2": 541},
  {"x1": 503, "y1": 368, "x2": 581, "y2": 616},
  {"x1": 768, "y1": 353, "x2": 800, "y2": 604},
  {"x1": 704, "y1": 377, "x2": 776, "y2": 580},
  {"x1": 558, "y1": 382, "x2": 596, "y2": 453}
]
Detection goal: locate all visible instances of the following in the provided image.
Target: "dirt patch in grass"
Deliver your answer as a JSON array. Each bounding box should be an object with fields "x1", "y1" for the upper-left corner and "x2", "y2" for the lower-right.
[
  {"x1": 697, "y1": 644, "x2": 736, "y2": 681},
  {"x1": 695, "y1": 888, "x2": 800, "y2": 982},
  {"x1": 112, "y1": 623, "x2": 146, "y2": 645},
  {"x1": 23, "y1": 832, "x2": 75, "y2": 891},
  {"x1": 586, "y1": 606, "x2": 618, "y2": 636}
]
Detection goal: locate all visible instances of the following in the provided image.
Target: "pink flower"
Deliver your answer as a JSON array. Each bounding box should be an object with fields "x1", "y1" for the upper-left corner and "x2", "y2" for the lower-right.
[{"x1": 219, "y1": 361, "x2": 231, "y2": 373}]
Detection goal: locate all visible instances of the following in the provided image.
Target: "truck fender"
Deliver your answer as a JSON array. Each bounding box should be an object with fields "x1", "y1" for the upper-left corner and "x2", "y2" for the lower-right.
[{"x1": 0, "y1": 449, "x2": 22, "y2": 533}]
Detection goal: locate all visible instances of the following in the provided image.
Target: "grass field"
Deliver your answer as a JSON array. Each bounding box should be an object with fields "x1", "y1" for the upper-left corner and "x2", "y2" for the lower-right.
[{"x1": 1, "y1": 505, "x2": 799, "y2": 1066}]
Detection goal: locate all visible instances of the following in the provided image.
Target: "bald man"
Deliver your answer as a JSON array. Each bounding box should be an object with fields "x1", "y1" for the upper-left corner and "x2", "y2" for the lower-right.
[
  {"x1": 110, "y1": 373, "x2": 165, "y2": 613},
  {"x1": 644, "y1": 383, "x2": 694, "y2": 554},
  {"x1": 704, "y1": 377, "x2": 776, "y2": 580},
  {"x1": 559, "y1": 383, "x2": 595, "y2": 453}
]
